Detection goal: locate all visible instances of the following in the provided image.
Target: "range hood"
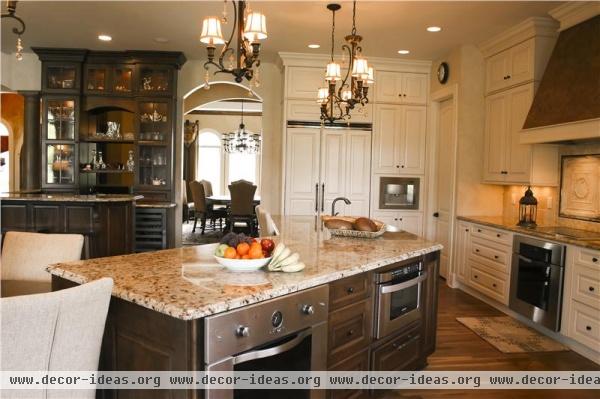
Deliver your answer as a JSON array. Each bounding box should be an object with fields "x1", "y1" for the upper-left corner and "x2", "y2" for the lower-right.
[{"x1": 521, "y1": 15, "x2": 600, "y2": 144}]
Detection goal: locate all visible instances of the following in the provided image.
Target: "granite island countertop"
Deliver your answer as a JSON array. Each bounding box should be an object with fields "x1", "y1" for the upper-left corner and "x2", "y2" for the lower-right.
[
  {"x1": 457, "y1": 215, "x2": 600, "y2": 251},
  {"x1": 48, "y1": 216, "x2": 442, "y2": 320},
  {"x1": 0, "y1": 193, "x2": 143, "y2": 202}
]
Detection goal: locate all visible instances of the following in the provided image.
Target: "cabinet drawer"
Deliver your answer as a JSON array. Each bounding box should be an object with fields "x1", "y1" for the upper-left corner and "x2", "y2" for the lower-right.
[
  {"x1": 575, "y1": 248, "x2": 600, "y2": 269},
  {"x1": 371, "y1": 324, "x2": 421, "y2": 371},
  {"x1": 328, "y1": 350, "x2": 369, "y2": 399},
  {"x1": 572, "y1": 263, "x2": 600, "y2": 310},
  {"x1": 328, "y1": 299, "x2": 371, "y2": 366},
  {"x1": 330, "y1": 273, "x2": 370, "y2": 310},
  {"x1": 469, "y1": 237, "x2": 511, "y2": 274},
  {"x1": 469, "y1": 263, "x2": 508, "y2": 304},
  {"x1": 471, "y1": 224, "x2": 513, "y2": 246},
  {"x1": 569, "y1": 300, "x2": 600, "y2": 350}
]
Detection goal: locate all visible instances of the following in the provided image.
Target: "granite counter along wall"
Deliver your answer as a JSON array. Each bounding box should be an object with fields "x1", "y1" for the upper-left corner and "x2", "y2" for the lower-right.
[{"x1": 502, "y1": 143, "x2": 600, "y2": 233}]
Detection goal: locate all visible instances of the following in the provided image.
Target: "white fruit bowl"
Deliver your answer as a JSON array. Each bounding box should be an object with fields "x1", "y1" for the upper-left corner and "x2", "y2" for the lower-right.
[{"x1": 213, "y1": 255, "x2": 272, "y2": 272}]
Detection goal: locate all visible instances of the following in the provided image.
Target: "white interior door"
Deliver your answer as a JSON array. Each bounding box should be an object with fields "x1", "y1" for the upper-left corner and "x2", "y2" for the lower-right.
[
  {"x1": 434, "y1": 98, "x2": 456, "y2": 279},
  {"x1": 284, "y1": 127, "x2": 320, "y2": 215},
  {"x1": 321, "y1": 129, "x2": 347, "y2": 216}
]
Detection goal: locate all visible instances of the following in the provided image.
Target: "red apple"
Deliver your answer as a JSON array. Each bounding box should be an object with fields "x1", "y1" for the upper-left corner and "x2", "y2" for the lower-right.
[{"x1": 261, "y1": 239, "x2": 275, "y2": 254}]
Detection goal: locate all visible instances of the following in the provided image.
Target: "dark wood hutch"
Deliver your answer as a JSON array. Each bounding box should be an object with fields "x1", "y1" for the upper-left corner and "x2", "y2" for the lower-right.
[{"x1": 31, "y1": 48, "x2": 186, "y2": 251}]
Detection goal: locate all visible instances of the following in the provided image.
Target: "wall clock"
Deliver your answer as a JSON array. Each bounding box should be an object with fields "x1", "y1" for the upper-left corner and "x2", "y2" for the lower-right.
[{"x1": 437, "y1": 62, "x2": 449, "y2": 84}]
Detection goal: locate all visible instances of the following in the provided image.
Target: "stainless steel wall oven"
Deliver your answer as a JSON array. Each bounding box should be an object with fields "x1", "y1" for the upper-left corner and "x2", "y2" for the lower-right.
[{"x1": 378, "y1": 177, "x2": 420, "y2": 210}]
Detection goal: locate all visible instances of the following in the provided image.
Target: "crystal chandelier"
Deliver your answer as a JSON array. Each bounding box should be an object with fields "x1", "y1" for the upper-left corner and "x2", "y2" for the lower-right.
[
  {"x1": 1, "y1": 1, "x2": 26, "y2": 61},
  {"x1": 317, "y1": 1, "x2": 374, "y2": 124},
  {"x1": 222, "y1": 102, "x2": 261, "y2": 154},
  {"x1": 200, "y1": 0, "x2": 267, "y2": 86}
]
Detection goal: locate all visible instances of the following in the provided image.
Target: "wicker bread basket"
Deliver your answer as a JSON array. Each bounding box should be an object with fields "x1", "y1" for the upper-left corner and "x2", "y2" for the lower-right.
[{"x1": 321, "y1": 216, "x2": 386, "y2": 239}]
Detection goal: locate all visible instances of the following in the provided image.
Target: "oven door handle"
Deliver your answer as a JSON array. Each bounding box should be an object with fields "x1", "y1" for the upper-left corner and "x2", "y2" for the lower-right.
[
  {"x1": 232, "y1": 329, "x2": 311, "y2": 366},
  {"x1": 518, "y1": 255, "x2": 553, "y2": 268},
  {"x1": 379, "y1": 271, "x2": 428, "y2": 295}
]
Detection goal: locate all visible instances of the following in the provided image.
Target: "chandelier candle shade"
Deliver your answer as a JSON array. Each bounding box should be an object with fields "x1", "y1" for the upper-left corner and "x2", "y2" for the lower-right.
[
  {"x1": 317, "y1": 1, "x2": 373, "y2": 124},
  {"x1": 200, "y1": 0, "x2": 267, "y2": 85}
]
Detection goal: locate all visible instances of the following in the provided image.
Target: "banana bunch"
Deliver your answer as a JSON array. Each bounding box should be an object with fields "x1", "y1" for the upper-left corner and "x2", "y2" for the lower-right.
[{"x1": 267, "y1": 243, "x2": 305, "y2": 272}]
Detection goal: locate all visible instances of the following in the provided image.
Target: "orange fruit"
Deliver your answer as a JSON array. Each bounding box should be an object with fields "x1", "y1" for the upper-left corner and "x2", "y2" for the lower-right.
[
  {"x1": 235, "y1": 254, "x2": 241, "y2": 259},
  {"x1": 236, "y1": 242, "x2": 250, "y2": 256},
  {"x1": 249, "y1": 245, "x2": 263, "y2": 259},
  {"x1": 224, "y1": 247, "x2": 237, "y2": 259},
  {"x1": 242, "y1": 254, "x2": 251, "y2": 259}
]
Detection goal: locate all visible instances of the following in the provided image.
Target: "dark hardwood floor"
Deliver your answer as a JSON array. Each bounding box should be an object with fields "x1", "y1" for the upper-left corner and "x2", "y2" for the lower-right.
[{"x1": 379, "y1": 279, "x2": 599, "y2": 399}]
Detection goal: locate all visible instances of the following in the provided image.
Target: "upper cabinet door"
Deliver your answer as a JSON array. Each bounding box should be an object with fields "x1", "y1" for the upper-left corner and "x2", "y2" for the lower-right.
[
  {"x1": 400, "y1": 73, "x2": 428, "y2": 105},
  {"x1": 508, "y1": 39, "x2": 534, "y2": 87},
  {"x1": 399, "y1": 106, "x2": 426, "y2": 174},
  {"x1": 374, "y1": 71, "x2": 402, "y2": 103},
  {"x1": 505, "y1": 84, "x2": 533, "y2": 183},
  {"x1": 286, "y1": 67, "x2": 324, "y2": 100},
  {"x1": 138, "y1": 65, "x2": 173, "y2": 96},
  {"x1": 485, "y1": 49, "x2": 510, "y2": 94},
  {"x1": 372, "y1": 104, "x2": 402, "y2": 174},
  {"x1": 43, "y1": 62, "x2": 81, "y2": 94},
  {"x1": 483, "y1": 91, "x2": 508, "y2": 183},
  {"x1": 284, "y1": 128, "x2": 321, "y2": 215}
]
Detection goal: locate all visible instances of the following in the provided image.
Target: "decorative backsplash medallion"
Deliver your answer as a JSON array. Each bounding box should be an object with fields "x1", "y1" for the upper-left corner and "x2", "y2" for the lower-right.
[{"x1": 560, "y1": 154, "x2": 600, "y2": 222}]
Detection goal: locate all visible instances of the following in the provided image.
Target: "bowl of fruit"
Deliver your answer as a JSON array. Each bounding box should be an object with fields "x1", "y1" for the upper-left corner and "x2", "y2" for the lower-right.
[{"x1": 213, "y1": 233, "x2": 276, "y2": 272}]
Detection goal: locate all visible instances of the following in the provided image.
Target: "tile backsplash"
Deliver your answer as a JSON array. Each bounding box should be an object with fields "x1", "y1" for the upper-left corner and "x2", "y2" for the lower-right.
[{"x1": 502, "y1": 143, "x2": 600, "y2": 233}]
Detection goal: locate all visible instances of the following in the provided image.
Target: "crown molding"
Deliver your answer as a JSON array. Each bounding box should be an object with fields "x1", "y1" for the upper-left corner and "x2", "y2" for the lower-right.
[
  {"x1": 549, "y1": 1, "x2": 600, "y2": 31},
  {"x1": 479, "y1": 17, "x2": 559, "y2": 58},
  {"x1": 278, "y1": 52, "x2": 431, "y2": 74}
]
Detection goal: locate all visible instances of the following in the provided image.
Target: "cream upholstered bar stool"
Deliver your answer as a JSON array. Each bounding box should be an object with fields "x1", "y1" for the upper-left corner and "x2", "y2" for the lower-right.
[
  {"x1": 1, "y1": 278, "x2": 113, "y2": 399},
  {"x1": 1, "y1": 231, "x2": 85, "y2": 297},
  {"x1": 255, "y1": 205, "x2": 279, "y2": 237}
]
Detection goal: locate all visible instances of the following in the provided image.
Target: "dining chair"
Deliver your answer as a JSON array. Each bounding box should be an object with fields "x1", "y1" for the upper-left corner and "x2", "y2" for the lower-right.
[
  {"x1": 1, "y1": 278, "x2": 113, "y2": 399},
  {"x1": 189, "y1": 180, "x2": 208, "y2": 234},
  {"x1": 228, "y1": 180, "x2": 257, "y2": 234},
  {"x1": 1, "y1": 231, "x2": 85, "y2": 297},
  {"x1": 255, "y1": 205, "x2": 279, "y2": 237},
  {"x1": 182, "y1": 179, "x2": 194, "y2": 223},
  {"x1": 200, "y1": 179, "x2": 227, "y2": 230}
]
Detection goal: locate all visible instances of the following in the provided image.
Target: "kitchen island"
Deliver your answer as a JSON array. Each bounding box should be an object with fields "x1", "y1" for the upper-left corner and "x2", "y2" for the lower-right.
[
  {"x1": 1, "y1": 193, "x2": 141, "y2": 258},
  {"x1": 48, "y1": 216, "x2": 442, "y2": 399}
]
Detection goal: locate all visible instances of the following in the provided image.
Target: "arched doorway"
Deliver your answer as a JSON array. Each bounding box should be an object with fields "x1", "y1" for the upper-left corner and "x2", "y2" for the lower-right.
[{"x1": 181, "y1": 82, "x2": 263, "y2": 244}]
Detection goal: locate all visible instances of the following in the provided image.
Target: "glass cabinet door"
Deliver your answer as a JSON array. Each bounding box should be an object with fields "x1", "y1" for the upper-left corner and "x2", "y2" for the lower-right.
[
  {"x1": 138, "y1": 145, "x2": 168, "y2": 187},
  {"x1": 46, "y1": 143, "x2": 75, "y2": 184},
  {"x1": 138, "y1": 101, "x2": 169, "y2": 142},
  {"x1": 46, "y1": 65, "x2": 78, "y2": 91},
  {"x1": 139, "y1": 66, "x2": 171, "y2": 93},
  {"x1": 85, "y1": 66, "x2": 108, "y2": 93},
  {"x1": 113, "y1": 66, "x2": 133, "y2": 93},
  {"x1": 46, "y1": 99, "x2": 76, "y2": 140}
]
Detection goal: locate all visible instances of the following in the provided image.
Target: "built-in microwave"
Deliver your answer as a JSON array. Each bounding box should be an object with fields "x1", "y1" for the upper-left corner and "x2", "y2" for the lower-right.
[{"x1": 378, "y1": 177, "x2": 420, "y2": 210}]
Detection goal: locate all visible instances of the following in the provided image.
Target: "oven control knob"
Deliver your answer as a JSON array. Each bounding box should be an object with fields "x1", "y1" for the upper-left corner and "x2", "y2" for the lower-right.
[
  {"x1": 236, "y1": 326, "x2": 250, "y2": 338},
  {"x1": 301, "y1": 304, "x2": 315, "y2": 315}
]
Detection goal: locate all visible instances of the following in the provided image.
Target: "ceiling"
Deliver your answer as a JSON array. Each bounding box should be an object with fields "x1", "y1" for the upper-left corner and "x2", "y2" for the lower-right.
[{"x1": 2, "y1": 1, "x2": 560, "y2": 62}]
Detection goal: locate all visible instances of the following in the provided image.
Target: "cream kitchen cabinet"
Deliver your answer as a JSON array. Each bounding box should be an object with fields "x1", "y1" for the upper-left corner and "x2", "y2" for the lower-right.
[
  {"x1": 562, "y1": 245, "x2": 600, "y2": 358},
  {"x1": 485, "y1": 39, "x2": 534, "y2": 94},
  {"x1": 372, "y1": 104, "x2": 426, "y2": 175},
  {"x1": 285, "y1": 127, "x2": 371, "y2": 216},
  {"x1": 371, "y1": 211, "x2": 423, "y2": 236},
  {"x1": 483, "y1": 83, "x2": 558, "y2": 185},
  {"x1": 374, "y1": 71, "x2": 428, "y2": 105},
  {"x1": 454, "y1": 220, "x2": 472, "y2": 284},
  {"x1": 285, "y1": 66, "x2": 324, "y2": 100}
]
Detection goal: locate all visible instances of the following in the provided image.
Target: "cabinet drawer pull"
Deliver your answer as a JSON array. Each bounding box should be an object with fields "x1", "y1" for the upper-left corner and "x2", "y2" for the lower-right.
[
  {"x1": 465, "y1": 229, "x2": 469, "y2": 232},
  {"x1": 347, "y1": 329, "x2": 355, "y2": 336},
  {"x1": 477, "y1": 229, "x2": 482, "y2": 233},
  {"x1": 494, "y1": 255, "x2": 499, "y2": 259},
  {"x1": 475, "y1": 249, "x2": 480, "y2": 253},
  {"x1": 589, "y1": 286, "x2": 595, "y2": 292},
  {"x1": 346, "y1": 287, "x2": 354, "y2": 294},
  {"x1": 586, "y1": 326, "x2": 592, "y2": 331},
  {"x1": 492, "y1": 283, "x2": 497, "y2": 288},
  {"x1": 496, "y1": 234, "x2": 501, "y2": 238},
  {"x1": 396, "y1": 165, "x2": 400, "y2": 168},
  {"x1": 474, "y1": 275, "x2": 478, "y2": 279},
  {"x1": 593, "y1": 257, "x2": 598, "y2": 263}
]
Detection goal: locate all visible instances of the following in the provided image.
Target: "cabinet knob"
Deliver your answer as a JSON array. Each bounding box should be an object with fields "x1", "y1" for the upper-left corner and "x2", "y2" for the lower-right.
[
  {"x1": 496, "y1": 234, "x2": 501, "y2": 238},
  {"x1": 477, "y1": 229, "x2": 482, "y2": 233},
  {"x1": 396, "y1": 165, "x2": 400, "y2": 168},
  {"x1": 592, "y1": 257, "x2": 598, "y2": 263},
  {"x1": 401, "y1": 165, "x2": 405, "y2": 168},
  {"x1": 398, "y1": 94, "x2": 402, "y2": 97},
  {"x1": 465, "y1": 229, "x2": 469, "y2": 232},
  {"x1": 399, "y1": 218, "x2": 403, "y2": 221},
  {"x1": 346, "y1": 287, "x2": 354, "y2": 294},
  {"x1": 586, "y1": 326, "x2": 592, "y2": 331},
  {"x1": 475, "y1": 249, "x2": 480, "y2": 253},
  {"x1": 492, "y1": 283, "x2": 497, "y2": 288},
  {"x1": 403, "y1": 94, "x2": 407, "y2": 97},
  {"x1": 494, "y1": 255, "x2": 499, "y2": 259},
  {"x1": 589, "y1": 286, "x2": 595, "y2": 292},
  {"x1": 347, "y1": 329, "x2": 355, "y2": 337},
  {"x1": 474, "y1": 275, "x2": 478, "y2": 279}
]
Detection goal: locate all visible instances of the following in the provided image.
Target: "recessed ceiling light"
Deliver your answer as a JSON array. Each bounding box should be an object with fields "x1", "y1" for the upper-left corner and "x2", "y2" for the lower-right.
[
  {"x1": 308, "y1": 44, "x2": 320, "y2": 49},
  {"x1": 98, "y1": 34, "x2": 112, "y2": 42},
  {"x1": 397, "y1": 50, "x2": 410, "y2": 55},
  {"x1": 154, "y1": 37, "x2": 169, "y2": 43},
  {"x1": 427, "y1": 26, "x2": 442, "y2": 32}
]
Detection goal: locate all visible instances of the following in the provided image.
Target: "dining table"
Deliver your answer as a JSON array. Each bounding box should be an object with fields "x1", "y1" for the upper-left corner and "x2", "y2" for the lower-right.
[{"x1": 205, "y1": 194, "x2": 261, "y2": 207}]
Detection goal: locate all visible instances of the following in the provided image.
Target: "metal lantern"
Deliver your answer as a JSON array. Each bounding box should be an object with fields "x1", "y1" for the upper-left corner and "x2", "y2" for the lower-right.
[{"x1": 517, "y1": 186, "x2": 538, "y2": 227}]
